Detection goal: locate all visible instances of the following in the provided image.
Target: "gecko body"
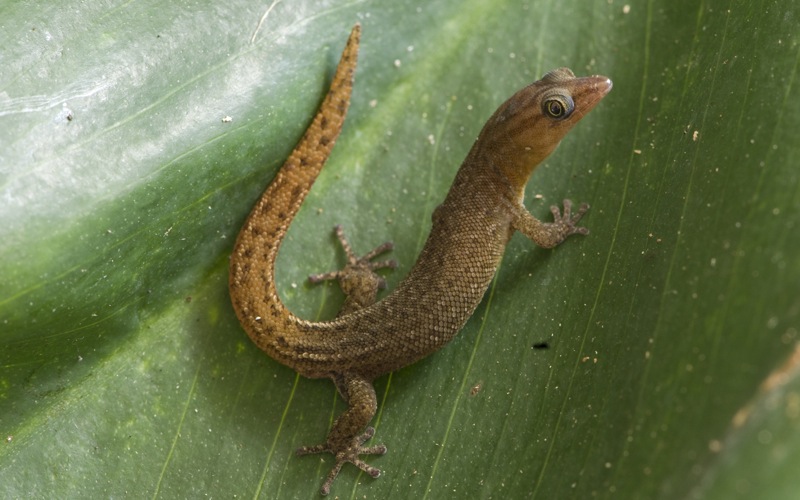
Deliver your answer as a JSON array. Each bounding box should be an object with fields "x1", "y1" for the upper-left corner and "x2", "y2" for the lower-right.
[{"x1": 229, "y1": 24, "x2": 611, "y2": 495}]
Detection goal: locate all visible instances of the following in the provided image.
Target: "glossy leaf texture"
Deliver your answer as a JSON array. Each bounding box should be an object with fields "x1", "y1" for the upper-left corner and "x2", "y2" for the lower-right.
[{"x1": 1, "y1": 0, "x2": 798, "y2": 498}]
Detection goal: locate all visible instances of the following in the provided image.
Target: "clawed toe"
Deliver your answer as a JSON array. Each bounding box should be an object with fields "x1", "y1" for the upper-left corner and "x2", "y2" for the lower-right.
[{"x1": 352, "y1": 458, "x2": 381, "y2": 478}]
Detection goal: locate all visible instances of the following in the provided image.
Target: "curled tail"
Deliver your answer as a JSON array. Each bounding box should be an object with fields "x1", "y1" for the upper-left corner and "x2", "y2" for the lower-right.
[{"x1": 229, "y1": 25, "x2": 360, "y2": 359}]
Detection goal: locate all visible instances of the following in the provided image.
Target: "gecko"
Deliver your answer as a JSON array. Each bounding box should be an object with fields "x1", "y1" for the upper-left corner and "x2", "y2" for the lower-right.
[{"x1": 229, "y1": 24, "x2": 612, "y2": 495}]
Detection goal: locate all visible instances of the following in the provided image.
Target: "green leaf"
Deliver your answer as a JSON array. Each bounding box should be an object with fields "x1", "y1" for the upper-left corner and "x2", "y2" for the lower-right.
[{"x1": 2, "y1": 0, "x2": 799, "y2": 498}]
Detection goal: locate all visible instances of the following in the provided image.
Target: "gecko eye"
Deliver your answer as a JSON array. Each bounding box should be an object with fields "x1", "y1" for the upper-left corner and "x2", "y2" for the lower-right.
[{"x1": 543, "y1": 96, "x2": 574, "y2": 119}]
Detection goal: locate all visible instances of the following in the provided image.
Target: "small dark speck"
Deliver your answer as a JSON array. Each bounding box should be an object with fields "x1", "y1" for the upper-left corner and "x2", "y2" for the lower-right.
[
  {"x1": 185, "y1": 296, "x2": 192, "y2": 303},
  {"x1": 469, "y1": 381, "x2": 483, "y2": 396},
  {"x1": 66, "y1": 112, "x2": 73, "y2": 121},
  {"x1": 533, "y1": 342, "x2": 549, "y2": 350}
]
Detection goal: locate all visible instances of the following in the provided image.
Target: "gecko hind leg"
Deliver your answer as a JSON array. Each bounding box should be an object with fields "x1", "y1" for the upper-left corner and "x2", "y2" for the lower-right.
[
  {"x1": 309, "y1": 224, "x2": 397, "y2": 314},
  {"x1": 296, "y1": 374, "x2": 387, "y2": 495}
]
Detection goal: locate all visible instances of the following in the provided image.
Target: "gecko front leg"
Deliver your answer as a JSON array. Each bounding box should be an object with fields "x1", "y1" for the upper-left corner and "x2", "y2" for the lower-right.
[{"x1": 512, "y1": 199, "x2": 590, "y2": 249}]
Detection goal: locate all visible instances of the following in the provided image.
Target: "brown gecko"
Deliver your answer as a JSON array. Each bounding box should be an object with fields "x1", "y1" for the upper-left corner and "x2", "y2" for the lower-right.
[{"x1": 229, "y1": 24, "x2": 611, "y2": 495}]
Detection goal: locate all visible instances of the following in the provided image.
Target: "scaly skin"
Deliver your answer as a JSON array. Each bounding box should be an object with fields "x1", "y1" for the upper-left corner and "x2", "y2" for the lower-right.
[{"x1": 229, "y1": 24, "x2": 612, "y2": 495}]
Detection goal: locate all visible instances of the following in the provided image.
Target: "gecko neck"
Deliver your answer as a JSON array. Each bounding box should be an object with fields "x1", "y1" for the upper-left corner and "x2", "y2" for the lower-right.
[{"x1": 465, "y1": 133, "x2": 557, "y2": 203}]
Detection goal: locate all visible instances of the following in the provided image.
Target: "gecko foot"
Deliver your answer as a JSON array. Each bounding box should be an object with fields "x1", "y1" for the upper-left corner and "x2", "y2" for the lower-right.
[
  {"x1": 309, "y1": 225, "x2": 396, "y2": 313},
  {"x1": 309, "y1": 225, "x2": 397, "y2": 284},
  {"x1": 297, "y1": 426, "x2": 387, "y2": 496},
  {"x1": 550, "y1": 199, "x2": 590, "y2": 237}
]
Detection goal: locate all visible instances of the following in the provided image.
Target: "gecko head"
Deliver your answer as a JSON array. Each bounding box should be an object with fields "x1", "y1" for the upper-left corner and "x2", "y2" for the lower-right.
[
  {"x1": 481, "y1": 67, "x2": 612, "y2": 185},
  {"x1": 535, "y1": 67, "x2": 612, "y2": 122}
]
